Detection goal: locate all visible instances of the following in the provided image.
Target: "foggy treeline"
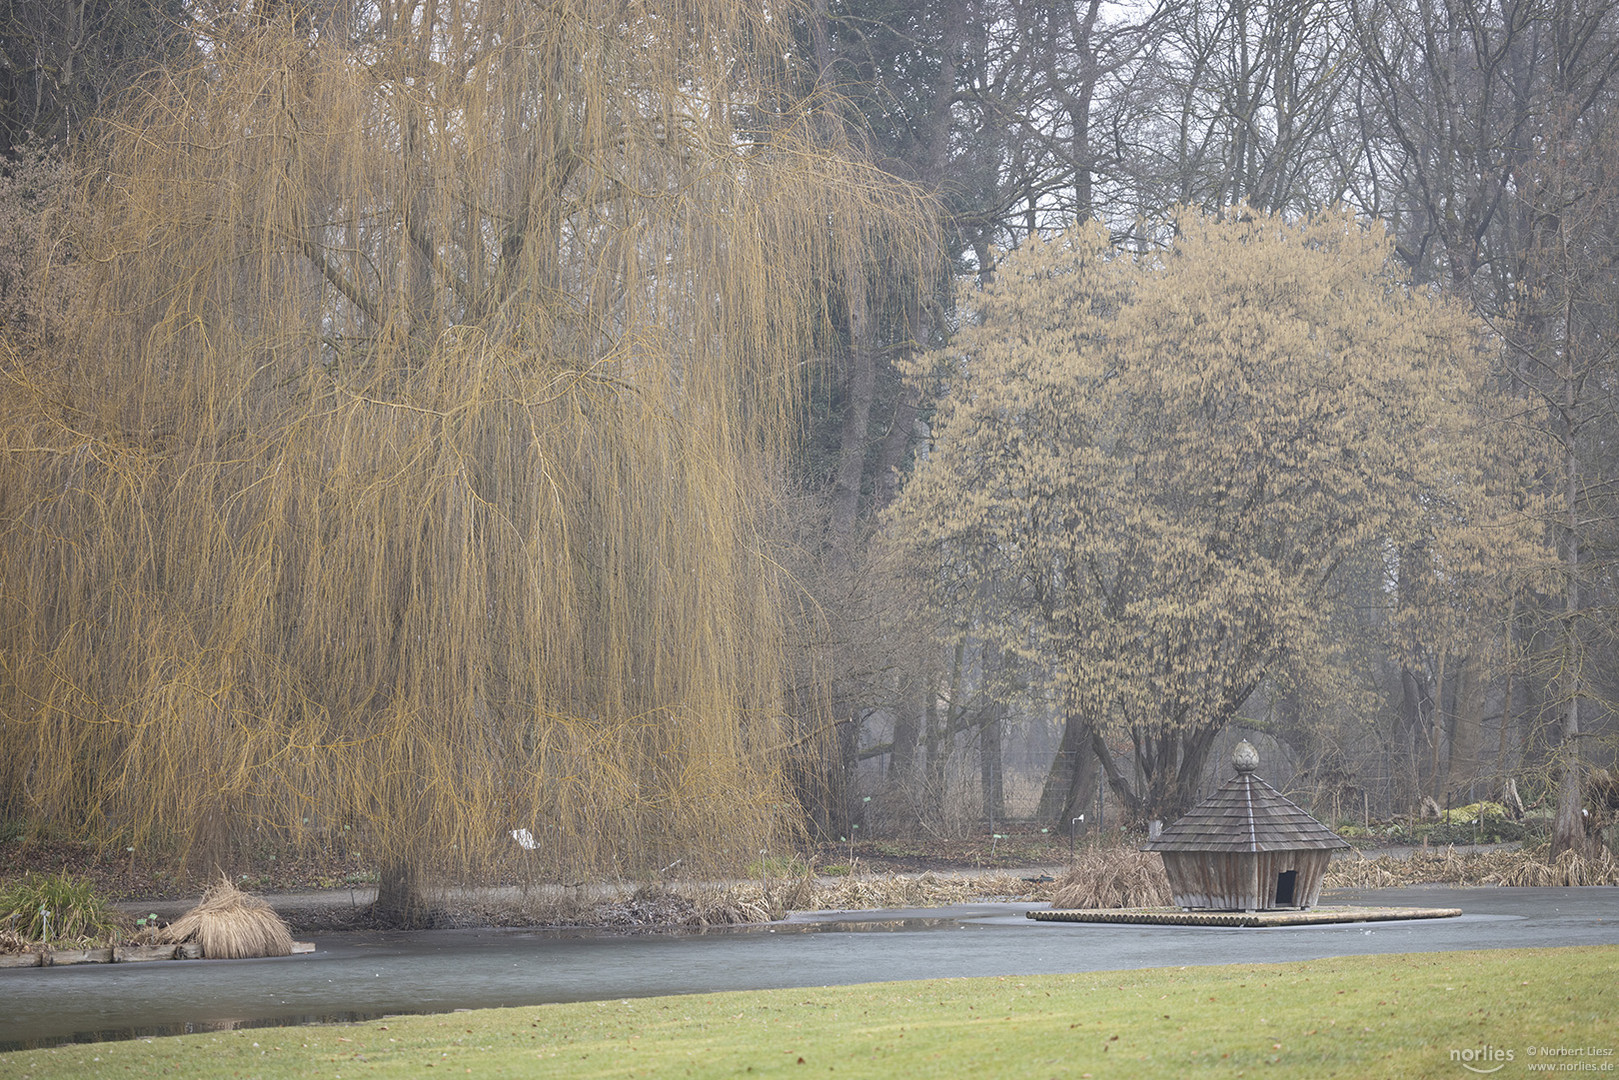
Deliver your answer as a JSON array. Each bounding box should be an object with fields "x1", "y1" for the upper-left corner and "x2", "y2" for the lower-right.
[
  {"x1": 782, "y1": 0, "x2": 1619, "y2": 862},
  {"x1": 1, "y1": 0, "x2": 1617, "y2": 905}
]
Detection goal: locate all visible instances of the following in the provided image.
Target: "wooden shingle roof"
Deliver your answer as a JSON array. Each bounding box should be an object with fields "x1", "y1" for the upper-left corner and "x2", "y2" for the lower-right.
[{"x1": 1141, "y1": 743, "x2": 1351, "y2": 854}]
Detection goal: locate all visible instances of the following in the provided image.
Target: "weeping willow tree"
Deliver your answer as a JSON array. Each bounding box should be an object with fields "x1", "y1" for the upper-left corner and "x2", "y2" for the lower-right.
[{"x1": 0, "y1": 0, "x2": 932, "y2": 919}]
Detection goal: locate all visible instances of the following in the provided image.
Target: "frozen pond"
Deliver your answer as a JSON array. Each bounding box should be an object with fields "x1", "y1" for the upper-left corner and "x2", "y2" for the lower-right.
[{"x1": 2, "y1": 886, "x2": 1615, "y2": 1050}]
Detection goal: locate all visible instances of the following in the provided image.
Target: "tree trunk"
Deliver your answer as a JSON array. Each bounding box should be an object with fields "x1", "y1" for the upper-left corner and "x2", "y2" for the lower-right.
[
  {"x1": 874, "y1": 299, "x2": 926, "y2": 511},
  {"x1": 1037, "y1": 703, "x2": 1097, "y2": 824},
  {"x1": 922, "y1": 639, "x2": 968, "y2": 820},
  {"x1": 979, "y1": 702, "x2": 1005, "y2": 828},
  {"x1": 921, "y1": 671, "x2": 943, "y2": 821},
  {"x1": 1398, "y1": 664, "x2": 1433, "y2": 804},
  {"x1": 373, "y1": 859, "x2": 435, "y2": 929},
  {"x1": 1446, "y1": 655, "x2": 1487, "y2": 799},
  {"x1": 1551, "y1": 660, "x2": 1585, "y2": 858},
  {"x1": 828, "y1": 264, "x2": 876, "y2": 540},
  {"x1": 1087, "y1": 726, "x2": 1141, "y2": 819},
  {"x1": 836, "y1": 712, "x2": 862, "y2": 839},
  {"x1": 1141, "y1": 725, "x2": 1221, "y2": 822},
  {"x1": 1089, "y1": 722, "x2": 1223, "y2": 823},
  {"x1": 184, "y1": 800, "x2": 233, "y2": 880},
  {"x1": 889, "y1": 692, "x2": 921, "y2": 788},
  {"x1": 1496, "y1": 600, "x2": 1517, "y2": 788},
  {"x1": 810, "y1": 0, "x2": 878, "y2": 543},
  {"x1": 1427, "y1": 652, "x2": 1450, "y2": 802},
  {"x1": 1552, "y1": 346, "x2": 1585, "y2": 858}
]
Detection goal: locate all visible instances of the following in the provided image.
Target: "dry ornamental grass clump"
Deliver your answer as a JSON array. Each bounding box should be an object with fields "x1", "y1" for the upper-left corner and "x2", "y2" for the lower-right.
[
  {"x1": 1048, "y1": 846, "x2": 1172, "y2": 909},
  {"x1": 158, "y1": 875, "x2": 293, "y2": 959}
]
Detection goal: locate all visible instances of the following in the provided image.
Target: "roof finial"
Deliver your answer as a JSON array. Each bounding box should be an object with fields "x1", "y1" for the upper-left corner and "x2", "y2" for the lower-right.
[{"x1": 1232, "y1": 739, "x2": 1260, "y2": 774}]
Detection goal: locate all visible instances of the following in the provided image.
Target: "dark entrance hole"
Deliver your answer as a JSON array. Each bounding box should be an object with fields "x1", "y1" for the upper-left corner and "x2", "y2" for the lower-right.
[{"x1": 1275, "y1": 870, "x2": 1298, "y2": 906}]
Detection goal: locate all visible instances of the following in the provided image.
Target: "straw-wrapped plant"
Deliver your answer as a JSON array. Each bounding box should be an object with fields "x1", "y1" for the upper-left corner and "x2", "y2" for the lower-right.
[{"x1": 158, "y1": 876, "x2": 293, "y2": 959}]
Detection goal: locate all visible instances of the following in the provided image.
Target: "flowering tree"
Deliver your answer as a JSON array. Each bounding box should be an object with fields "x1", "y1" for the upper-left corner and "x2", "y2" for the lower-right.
[{"x1": 890, "y1": 207, "x2": 1541, "y2": 822}]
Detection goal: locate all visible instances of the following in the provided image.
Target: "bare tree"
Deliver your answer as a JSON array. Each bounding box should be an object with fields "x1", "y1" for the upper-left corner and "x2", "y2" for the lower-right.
[{"x1": 0, "y1": 0, "x2": 188, "y2": 154}]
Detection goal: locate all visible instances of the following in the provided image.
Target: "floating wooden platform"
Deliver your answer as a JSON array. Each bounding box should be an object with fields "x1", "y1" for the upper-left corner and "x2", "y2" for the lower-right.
[
  {"x1": 0, "y1": 941, "x2": 314, "y2": 968},
  {"x1": 1028, "y1": 905, "x2": 1462, "y2": 927}
]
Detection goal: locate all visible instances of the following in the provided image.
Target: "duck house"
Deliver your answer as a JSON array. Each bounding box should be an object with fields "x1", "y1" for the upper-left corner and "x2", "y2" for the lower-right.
[{"x1": 1141, "y1": 741, "x2": 1349, "y2": 911}]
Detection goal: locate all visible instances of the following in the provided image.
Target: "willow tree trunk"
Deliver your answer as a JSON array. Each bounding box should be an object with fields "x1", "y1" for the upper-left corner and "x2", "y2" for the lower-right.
[{"x1": 374, "y1": 860, "x2": 435, "y2": 929}]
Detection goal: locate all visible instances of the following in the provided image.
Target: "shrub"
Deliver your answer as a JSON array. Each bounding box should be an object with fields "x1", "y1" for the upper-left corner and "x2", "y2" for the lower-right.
[{"x1": 1424, "y1": 805, "x2": 1524, "y2": 845}]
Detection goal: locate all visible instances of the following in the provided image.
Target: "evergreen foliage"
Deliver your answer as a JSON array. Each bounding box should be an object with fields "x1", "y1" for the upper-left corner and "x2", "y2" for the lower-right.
[{"x1": 0, "y1": 872, "x2": 116, "y2": 943}]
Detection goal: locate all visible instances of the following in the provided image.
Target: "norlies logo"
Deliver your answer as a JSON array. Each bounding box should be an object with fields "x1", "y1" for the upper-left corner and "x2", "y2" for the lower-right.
[{"x1": 1453, "y1": 1045, "x2": 1516, "y2": 1073}]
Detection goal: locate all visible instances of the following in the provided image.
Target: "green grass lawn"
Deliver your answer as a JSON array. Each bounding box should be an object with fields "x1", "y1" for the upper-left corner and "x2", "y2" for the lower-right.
[{"x1": 5, "y1": 947, "x2": 1614, "y2": 1078}]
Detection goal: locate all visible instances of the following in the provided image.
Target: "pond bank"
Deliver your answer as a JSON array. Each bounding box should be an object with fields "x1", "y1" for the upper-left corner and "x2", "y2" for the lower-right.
[
  {"x1": 6, "y1": 886, "x2": 1618, "y2": 1052},
  {"x1": 101, "y1": 844, "x2": 1539, "y2": 934},
  {"x1": 109, "y1": 867, "x2": 1072, "y2": 933}
]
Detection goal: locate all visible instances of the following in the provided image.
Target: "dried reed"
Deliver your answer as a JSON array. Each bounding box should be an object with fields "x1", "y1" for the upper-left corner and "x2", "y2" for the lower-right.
[
  {"x1": 1048, "y1": 846, "x2": 1172, "y2": 909},
  {"x1": 568, "y1": 883, "x2": 783, "y2": 930},
  {"x1": 1323, "y1": 844, "x2": 1619, "y2": 889},
  {"x1": 1487, "y1": 845, "x2": 1619, "y2": 886},
  {"x1": 465, "y1": 871, "x2": 1053, "y2": 929},
  {"x1": 811, "y1": 871, "x2": 1056, "y2": 910},
  {"x1": 158, "y1": 876, "x2": 293, "y2": 959}
]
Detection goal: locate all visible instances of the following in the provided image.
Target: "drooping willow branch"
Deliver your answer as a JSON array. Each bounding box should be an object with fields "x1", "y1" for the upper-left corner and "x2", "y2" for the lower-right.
[{"x1": 0, "y1": 1, "x2": 938, "y2": 882}]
